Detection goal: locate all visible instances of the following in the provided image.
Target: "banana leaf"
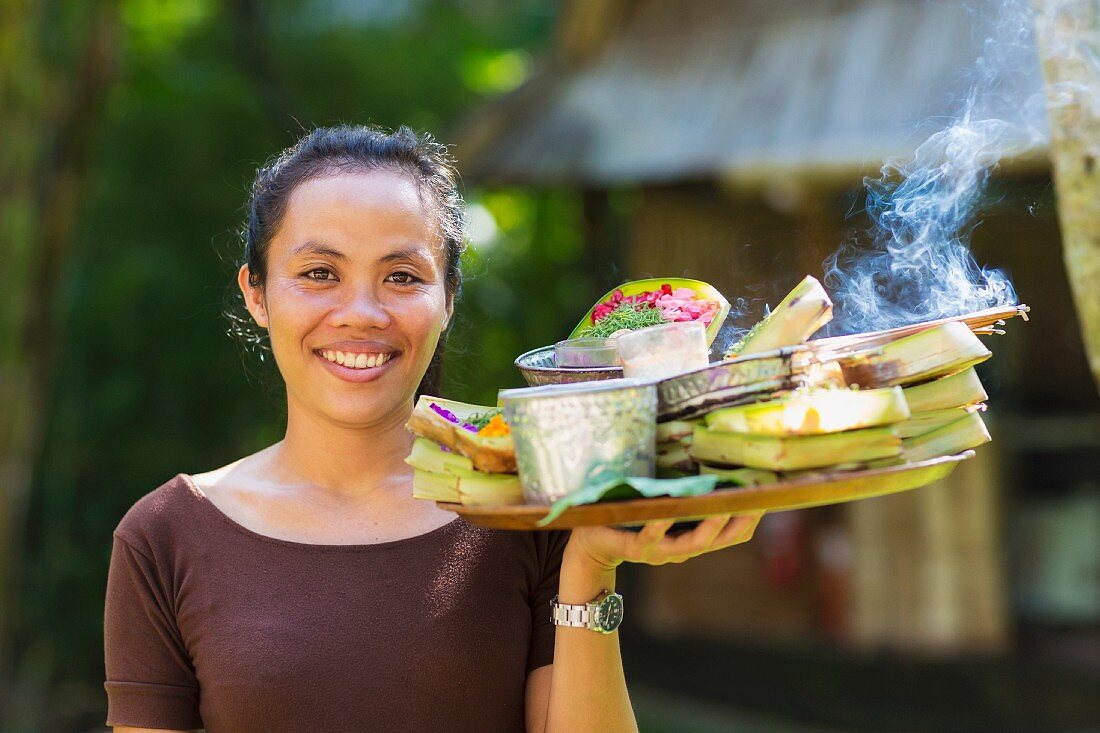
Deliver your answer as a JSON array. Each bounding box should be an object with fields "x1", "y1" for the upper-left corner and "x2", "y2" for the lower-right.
[{"x1": 536, "y1": 470, "x2": 719, "y2": 526}]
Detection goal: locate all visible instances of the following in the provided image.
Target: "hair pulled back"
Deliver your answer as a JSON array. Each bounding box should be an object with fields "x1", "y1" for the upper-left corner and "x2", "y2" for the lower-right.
[{"x1": 226, "y1": 124, "x2": 466, "y2": 398}]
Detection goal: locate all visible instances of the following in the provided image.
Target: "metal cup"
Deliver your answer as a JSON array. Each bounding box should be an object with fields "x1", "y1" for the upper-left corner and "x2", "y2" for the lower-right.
[{"x1": 500, "y1": 378, "x2": 657, "y2": 505}]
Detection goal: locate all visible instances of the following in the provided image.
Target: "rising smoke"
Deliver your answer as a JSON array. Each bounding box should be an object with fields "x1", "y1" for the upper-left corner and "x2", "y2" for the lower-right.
[{"x1": 822, "y1": 0, "x2": 1047, "y2": 335}]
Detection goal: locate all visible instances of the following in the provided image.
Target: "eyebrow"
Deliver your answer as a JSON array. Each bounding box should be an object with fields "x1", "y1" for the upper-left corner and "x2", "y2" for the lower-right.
[
  {"x1": 380, "y1": 246, "x2": 435, "y2": 266},
  {"x1": 291, "y1": 240, "x2": 348, "y2": 260},
  {"x1": 290, "y1": 241, "x2": 436, "y2": 268}
]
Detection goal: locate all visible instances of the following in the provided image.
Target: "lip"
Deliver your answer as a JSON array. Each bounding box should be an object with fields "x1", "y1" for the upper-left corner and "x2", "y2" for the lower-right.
[
  {"x1": 316, "y1": 339, "x2": 400, "y2": 353},
  {"x1": 314, "y1": 349, "x2": 401, "y2": 383}
]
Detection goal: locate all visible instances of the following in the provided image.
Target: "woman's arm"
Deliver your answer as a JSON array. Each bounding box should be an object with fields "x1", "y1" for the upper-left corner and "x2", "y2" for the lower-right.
[
  {"x1": 525, "y1": 665, "x2": 553, "y2": 733},
  {"x1": 540, "y1": 513, "x2": 763, "y2": 732},
  {"x1": 114, "y1": 727, "x2": 195, "y2": 732},
  {"x1": 105, "y1": 534, "x2": 203, "y2": 731},
  {"x1": 542, "y1": 546, "x2": 631, "y2": 732}
]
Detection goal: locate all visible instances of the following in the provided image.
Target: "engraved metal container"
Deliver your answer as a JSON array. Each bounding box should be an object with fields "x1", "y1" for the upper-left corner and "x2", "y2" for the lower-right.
[
  {"x1": 655, "y1": 346, "x2": 844, "y2": 422},
  {"x1": 500, "y1": 379, "x2": 657, "y2": 505}
]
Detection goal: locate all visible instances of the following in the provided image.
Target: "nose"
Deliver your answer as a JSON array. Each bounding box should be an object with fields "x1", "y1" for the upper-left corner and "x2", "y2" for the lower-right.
[{"x1": 328, "y1": 282, "x2": 393, "y2": 331}]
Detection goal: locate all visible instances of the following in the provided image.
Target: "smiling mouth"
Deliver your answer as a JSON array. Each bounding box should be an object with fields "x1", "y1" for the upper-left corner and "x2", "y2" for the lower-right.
[{"x1": 316, "y1": 349, "x2": 397, "y2": 370}]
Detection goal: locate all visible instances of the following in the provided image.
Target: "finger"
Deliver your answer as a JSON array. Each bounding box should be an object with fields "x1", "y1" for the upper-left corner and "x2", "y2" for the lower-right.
[
  {"x1": 636, "y1": 518, "x2": 676, "y2": 545},
  {"x1": 658, "y1": 514, "x2": 730, "y2": 555},
  {"x1": 713, "y1": 512, "x2": 764, "y2": 548}
]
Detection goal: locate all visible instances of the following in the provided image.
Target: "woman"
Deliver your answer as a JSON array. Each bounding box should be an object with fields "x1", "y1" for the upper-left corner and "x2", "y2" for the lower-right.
[{"x1": 104, "y1": 125, "x2": 762, "y2": 733}]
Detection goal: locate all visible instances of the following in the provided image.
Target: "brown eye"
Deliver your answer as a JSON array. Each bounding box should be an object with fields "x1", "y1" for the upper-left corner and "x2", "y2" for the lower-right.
[
  {"x1": 306, "y1": 268, "x2": 335, "y2": 281},
  {"x1": 387, "y1": 271, "x2": 420, "y2": 284}
]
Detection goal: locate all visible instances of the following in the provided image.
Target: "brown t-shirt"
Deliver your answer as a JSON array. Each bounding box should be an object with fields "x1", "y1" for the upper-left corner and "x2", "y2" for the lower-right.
[{"x1": 104, "y1": 474, "x2": 569, "y2": 732}]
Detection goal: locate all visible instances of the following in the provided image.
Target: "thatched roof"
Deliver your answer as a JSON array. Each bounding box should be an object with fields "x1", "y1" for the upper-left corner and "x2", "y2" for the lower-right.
[{"x1": 454, "y1": 0, "x2": 1048, "y2": 186}]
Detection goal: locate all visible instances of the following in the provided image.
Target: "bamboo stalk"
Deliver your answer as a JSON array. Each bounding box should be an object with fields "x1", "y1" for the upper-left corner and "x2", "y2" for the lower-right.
[{"x1": 1033, "y1": 0, "x2": 1100, "y2": 393}]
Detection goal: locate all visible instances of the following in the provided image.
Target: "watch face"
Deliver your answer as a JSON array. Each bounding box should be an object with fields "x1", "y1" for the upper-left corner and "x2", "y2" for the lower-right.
[{"x1": 597, "y1": 594, "x2": 624, "y2": 632}]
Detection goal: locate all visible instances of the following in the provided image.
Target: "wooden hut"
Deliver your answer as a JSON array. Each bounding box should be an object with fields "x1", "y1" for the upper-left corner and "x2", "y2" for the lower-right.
[{"x1": 455, "y1": 0, "x2": 1100, "y2": 662}]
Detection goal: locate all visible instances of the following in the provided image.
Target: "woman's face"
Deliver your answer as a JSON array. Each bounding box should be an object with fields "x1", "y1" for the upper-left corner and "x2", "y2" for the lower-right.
[{"x1": 239, "y1": 169, "x2": 452, "y2": 427}]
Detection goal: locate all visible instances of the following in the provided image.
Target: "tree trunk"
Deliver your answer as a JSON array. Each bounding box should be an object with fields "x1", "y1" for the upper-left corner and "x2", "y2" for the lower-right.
[
  {"x1": 1034, "y1": 0, "x2": 1100, "y2": 393},
  {"x1": 0, "y1": 0, "x2": 121, "y2": 715}
]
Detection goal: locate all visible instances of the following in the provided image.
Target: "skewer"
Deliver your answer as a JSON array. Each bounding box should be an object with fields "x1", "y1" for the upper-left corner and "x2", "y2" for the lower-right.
[{"x1": 810, "y1": 304, "x2": 1029, "y2": 353}]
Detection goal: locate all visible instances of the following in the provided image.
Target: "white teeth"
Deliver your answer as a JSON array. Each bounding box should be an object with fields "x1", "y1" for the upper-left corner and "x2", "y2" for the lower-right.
[{"x1": 320, "y1": 350, "x2": 393, "y2": 369}]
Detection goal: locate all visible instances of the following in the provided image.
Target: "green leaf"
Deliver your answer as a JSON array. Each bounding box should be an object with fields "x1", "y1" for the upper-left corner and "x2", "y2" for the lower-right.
[{"x1": 536, "y1": 471, "x2": 719, "y2": 527}]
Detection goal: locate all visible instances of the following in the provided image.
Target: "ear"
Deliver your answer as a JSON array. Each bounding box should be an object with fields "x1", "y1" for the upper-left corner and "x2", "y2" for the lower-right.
[
  {"x1": 238, "y1": 264, "x2": 269, "y2": 329},
  {"x1": 442, "y1": 293, "x2": 455, "y2": 331}
]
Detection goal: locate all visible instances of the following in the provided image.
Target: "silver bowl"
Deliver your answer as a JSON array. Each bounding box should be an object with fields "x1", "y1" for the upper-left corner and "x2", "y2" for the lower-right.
[
  {"x1": 515, "y1": 345, "x2": 624, "y2": 386},
  {"x1": 500, "y1": 379, "x2": 657, "y2": 505}
]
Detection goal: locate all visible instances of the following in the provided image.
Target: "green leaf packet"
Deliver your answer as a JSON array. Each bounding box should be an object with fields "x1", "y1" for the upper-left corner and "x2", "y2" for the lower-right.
[{"x1": 536, "y1": 470, "x2": 719, "y2": 527}]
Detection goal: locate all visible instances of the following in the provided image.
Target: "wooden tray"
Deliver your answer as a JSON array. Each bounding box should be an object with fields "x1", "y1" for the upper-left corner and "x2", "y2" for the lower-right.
[{"x1": 437, "y1": 452, "x2": 972, "y2": 530}]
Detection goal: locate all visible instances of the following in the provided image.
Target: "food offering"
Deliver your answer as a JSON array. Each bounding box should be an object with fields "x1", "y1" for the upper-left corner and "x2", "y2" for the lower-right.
[
  {"x1": 418, "y1": 272, "x2": 1029, "y2": 530},
  {"x1": 571, "y1": 279, "x2": 729, "y2": 343},
  {"x1": 726, "y1": 275, "x2": 832, "y2": 357},
  {"x1": 681, "y1": 277, "x2": 1024, "y2": 485},
  {"x1": 655, "y1": 419, "x2": 698, "y2": 476},
  {"x1": 691, "y1": 387, "x2": 910, "y2": 472},
  {"x1": 516, "y1": 277, "x2": 730, "y2": 384},
  {"x1": 405, "y1": 396, "x2": 523, "y2": 506}
]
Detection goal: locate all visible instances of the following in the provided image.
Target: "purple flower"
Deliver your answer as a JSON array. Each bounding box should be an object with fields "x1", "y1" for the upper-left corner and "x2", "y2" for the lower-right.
[
  {"x1": 430, "y1": 402, "x2": 460, "y2": 423},
  {"x1": 431, "y1": 402, "x2": 479, "y2": 433}
]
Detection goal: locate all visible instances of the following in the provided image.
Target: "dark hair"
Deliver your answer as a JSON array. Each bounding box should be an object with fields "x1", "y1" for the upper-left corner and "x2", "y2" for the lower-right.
[{"x1": 226, "y1": 124, "x2": 466, "y2": 398}]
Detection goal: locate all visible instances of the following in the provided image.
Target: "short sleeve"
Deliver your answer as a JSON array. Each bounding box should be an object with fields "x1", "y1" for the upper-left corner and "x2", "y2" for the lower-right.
[
  {"x1": 104, "y1": 534, "x2": 203, "y2": 730},
  {"x1": 526, "y1": 529, "x2": 571, "y2": 673}
]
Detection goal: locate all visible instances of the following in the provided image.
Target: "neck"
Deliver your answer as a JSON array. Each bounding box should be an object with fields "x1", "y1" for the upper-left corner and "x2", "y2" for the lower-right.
[{"x1": 271, "y1": 395, "x2": 415, "y2": 498}]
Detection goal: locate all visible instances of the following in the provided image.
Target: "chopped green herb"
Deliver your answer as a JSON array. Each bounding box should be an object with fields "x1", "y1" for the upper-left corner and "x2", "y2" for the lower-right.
[
  {"x1": 579, "y1": 301, "x2": 666, "y2": 338},
  {"x1": 465, "y1": 409, "x2": 502, "y2": 431}
]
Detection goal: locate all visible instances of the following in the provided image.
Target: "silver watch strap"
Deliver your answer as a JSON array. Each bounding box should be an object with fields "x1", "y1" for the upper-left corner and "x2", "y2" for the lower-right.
[{"x1": 550, "y1": 596, "x2": 593, "y2": 628}]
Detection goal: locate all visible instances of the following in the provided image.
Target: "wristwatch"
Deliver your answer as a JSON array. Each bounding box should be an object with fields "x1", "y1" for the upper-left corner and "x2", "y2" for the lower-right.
[{"x1": 550, "y1": 589, "x2": 624, "y2": 634}]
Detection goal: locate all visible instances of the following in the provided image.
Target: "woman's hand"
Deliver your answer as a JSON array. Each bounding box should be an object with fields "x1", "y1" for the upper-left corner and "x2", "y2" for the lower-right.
[{"x1": 566, "y1": 512, "x2": 764, "y2": 572}]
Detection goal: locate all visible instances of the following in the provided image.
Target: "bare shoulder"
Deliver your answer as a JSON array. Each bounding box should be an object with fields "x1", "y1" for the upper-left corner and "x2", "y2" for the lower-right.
[
  {"x1": 186, "y1": 446, "x2": 284, "y2": 532},
  {"x1": 186, "y1": 444, "x2": 461, "y2": 544},
  {"x1": 188, "y1": 462, "x2": 240, "y2": 491},
  {"x1": 111, "y1": 448, "x2": 280, "y2": 556},
  {"x1": 189, "y1": 444, "x2": 278, "y2": 494}
]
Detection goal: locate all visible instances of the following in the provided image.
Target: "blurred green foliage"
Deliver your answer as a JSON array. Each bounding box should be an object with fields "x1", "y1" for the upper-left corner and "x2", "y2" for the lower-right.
[{"x1": 15, "y1": 1, "x2": 591, "y2": 728}]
